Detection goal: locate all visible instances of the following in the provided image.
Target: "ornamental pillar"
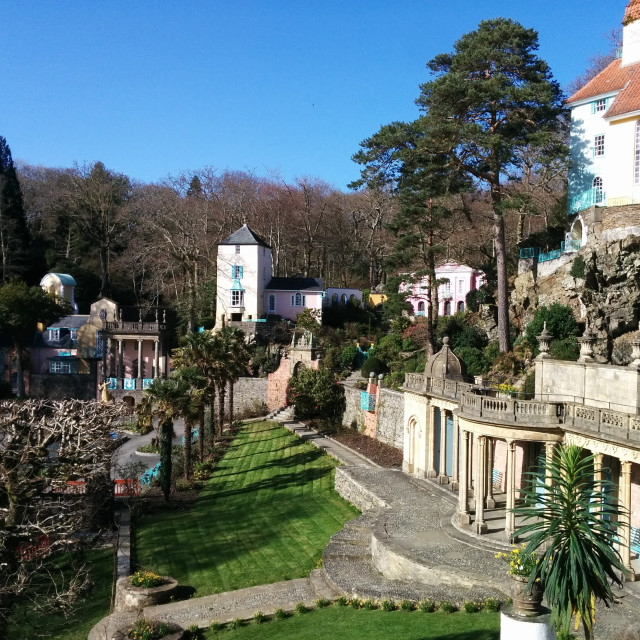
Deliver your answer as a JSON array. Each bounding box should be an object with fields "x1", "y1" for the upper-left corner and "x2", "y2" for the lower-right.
[
  {"x1": 154, "y1": 340, "x2": 160, "y2": 379},
  {"x1": 474, "y1": 436, "x2": 488, "y2": 534},
  {"x1": 427, "y1": 404, "x2": 437, "y2": 478},
  {"x1": 505, "y1": 440, "x2": 516, "y2": 540},
  {"x1": 486, "y1": 437, "x2": 496, "y2": 509},
  {"x1": 438, "y1": 409, "x2": 448, "y2": 484},
  {"x1": 620, "y1": 461, "x2": 637, "y2": 581},
  {"x1": 458, "y1": 430, "x2": 471, "y2": 525},
  {"x1": 118, "y1": 339, "x2": 124, "y2": 384},
  {"x1": 593, "y1": 453, "x2": 603, "y2": 521},
  {"x1": 137, "y1": 339, "x2": 143, "y2": 379},
  {"x1": 451, "y1": 414, "x2": 460, "y2": 490}
]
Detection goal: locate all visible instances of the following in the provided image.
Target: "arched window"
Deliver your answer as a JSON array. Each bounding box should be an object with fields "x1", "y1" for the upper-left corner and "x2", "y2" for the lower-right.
[
  {"x1": 457, "y1": 301, "x2": 465, "y2": 313},
  {"x1": 592, "y1": 176, "x2": 603, "y2": 204},
  {"x1": 417, "y1": 301, "x2": 425, "y2": 312},
  {"x1": 444, "y1": 301, "x2": 451, "y2": 316},
  {"x1": 295, "y1": 292, "x2": 302, "y2": 306},
  {"x1": 331, "y1": 293, "x2": 338, "y2": 305},
  {"x1": 342, "y1": 294, "x2": 348, "y2": 305}
]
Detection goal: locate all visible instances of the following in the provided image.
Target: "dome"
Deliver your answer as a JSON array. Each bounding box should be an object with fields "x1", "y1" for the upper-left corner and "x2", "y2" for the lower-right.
[{"x1": 423, "y1": 337, "x2": 466, "y2": 381}]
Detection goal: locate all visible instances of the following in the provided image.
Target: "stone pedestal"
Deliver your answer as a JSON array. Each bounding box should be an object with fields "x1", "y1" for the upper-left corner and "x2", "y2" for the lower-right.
[
  {"x1": 114, "y1": 576, "x2": 179, "y2": 612},
  {"x1": 500, "y1": 606, "x2": 555, "y2": 640}
]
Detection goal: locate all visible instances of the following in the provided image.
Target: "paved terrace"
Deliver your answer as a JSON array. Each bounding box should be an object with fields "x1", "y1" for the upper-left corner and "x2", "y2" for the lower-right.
[{"x1": 91, "y1": 416, "x2": 640, "y2": 639}]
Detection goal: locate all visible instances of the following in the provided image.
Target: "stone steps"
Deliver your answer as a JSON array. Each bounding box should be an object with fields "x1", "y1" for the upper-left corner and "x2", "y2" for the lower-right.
[
  {"x1": 323, "y1": 540, "x2": 371, "y2": 560},
  {"x1": 266, "y1": 405, "x2": 295, "y2": 422}
]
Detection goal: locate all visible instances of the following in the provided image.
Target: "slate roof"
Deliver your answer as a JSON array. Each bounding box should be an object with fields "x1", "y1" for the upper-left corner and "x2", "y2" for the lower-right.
[
  {"x1": 265, "y1": 277, "x2": 324, "y2": 291},
  {"x1": 49, "y1": 273, "x2": 77, "y2": 286},
  {"x1": 48, "y1": 315, "x2": 89, "y2": 330},
  {"x1": 219, "y1": 224, "x2": 271, "y2": 248},
  {"x1": 625, "y1": 0, "x2": 640, "y2": 25}
]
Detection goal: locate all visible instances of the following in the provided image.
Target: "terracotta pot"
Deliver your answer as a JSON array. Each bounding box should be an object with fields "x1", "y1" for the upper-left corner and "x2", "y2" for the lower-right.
[{"x1": 510, "y1": 575, "x2": 544, "y2": 616}]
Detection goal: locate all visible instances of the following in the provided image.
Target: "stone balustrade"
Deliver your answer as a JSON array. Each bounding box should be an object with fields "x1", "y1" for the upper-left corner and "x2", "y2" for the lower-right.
[
  {"x1": 105, "y1": 321, "x2": 167, "y2": 334},
  {"x1": 564, "y1": 403, "x2": 640, "y2": 444}
]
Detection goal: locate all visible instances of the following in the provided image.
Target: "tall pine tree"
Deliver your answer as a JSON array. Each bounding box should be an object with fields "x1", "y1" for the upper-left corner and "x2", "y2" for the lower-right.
[{"x1": 0, "y1": 137, "x2": 30, "y2": 281}]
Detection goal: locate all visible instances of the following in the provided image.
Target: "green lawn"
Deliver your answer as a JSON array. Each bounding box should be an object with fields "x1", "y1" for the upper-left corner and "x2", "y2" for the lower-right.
[
  {"x1": 134, "y1": 421, "x2": 359, "y2": 594},
  {"x1": 202, "y1": 607, "x2": 500, "y2": 639},
  {"x1": 5, "y1": 548, "x2": 114, "y2": 640}
]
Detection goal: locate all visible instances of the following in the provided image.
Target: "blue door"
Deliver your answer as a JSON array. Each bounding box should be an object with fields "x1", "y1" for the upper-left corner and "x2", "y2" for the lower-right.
[
  {"x1": 433, "y1": 407, "x2": 441, "y2": 475},
  {"x1": 445, "y1": 414, "x2": 454, "y2": 476}
]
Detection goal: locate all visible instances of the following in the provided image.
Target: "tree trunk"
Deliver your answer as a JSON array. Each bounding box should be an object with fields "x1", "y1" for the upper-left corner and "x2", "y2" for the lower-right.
[
  {"x1": 228, "y1": 380, "x2": 234, "y2": 427},
  {"x1": 159, "y1": 417, "x2": 173, "y2": 501},
  {"x1": 99, "y1": 245, "x2": 109, "y2": 298},
  {"x1": 183, "y1": 418, "x2": 192, "y2": 480},
  {"x1": 13, "y1": 337, "x2": 24, "y2": 397},
  {"x1": 198, "y1": 403, "x2": 205, "y2": 461},
  {"x1": 217, "y1": 384, "x2": 225, "y2": 439},
  {"x1": 491, "y1": 186, "x2": 511, "y2": 352}
]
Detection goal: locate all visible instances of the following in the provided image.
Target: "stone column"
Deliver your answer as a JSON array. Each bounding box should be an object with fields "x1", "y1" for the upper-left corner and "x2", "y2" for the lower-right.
[
  {"x1": 544, "y1": 443, "x2": 556, "y2": 519},
  {"x1": 438, "y1": 409, "x2": 448, "y2": 484},
  {"x1": 458, "y1": 430, "x2": 471, "y2": 525},
  {"x1": 137, "y1": 339, "x2": 143, "y2": 380},
  {"x1": 451, "y1": 414, "x2": 460, "y2": 490},
  {"x1": 505, "y1": 440, "x2": 516, "y2": 540},
  {"x1": 593, "y1": 453, "x2": 603, "y2": 521},
  {"x1": 427, "y1": 404, "x2": 437, "y2": 478},
  {"x1": 467, "y1": 432, "x2": 474, "y2": 493},
  {"x1": 101, "y1": 337, "x2": 107, "y2": 380},
  {"x1": 620, "y1": 461, "x2": 636, "y2": 580},
  {"x1": 118, "y1": 339, "x2": 124, "y2": 385},
  {"x1": 154, "y1": 340, "x2": 160, "y2": 379},
  {"x1": 486, "y1": 437, "x2": 496, "y2": 509},
  {"x1": 474, "y1": 436, "x2": 488, "y2": 534}
]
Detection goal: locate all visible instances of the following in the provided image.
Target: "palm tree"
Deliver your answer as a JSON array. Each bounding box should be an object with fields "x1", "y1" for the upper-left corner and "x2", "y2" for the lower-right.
[
  {"x1": 172, "y1": 331, "x2": 218, "y2": 456},
  {"x1": 513, "y1": 445, "x2": 624, "y2": 640},
  {"x1": 144, "y1": 377, "x2": 190, "y2": 500},
  {"x1": 173, "y1": 366, "x2": 204, "y2": 479}
]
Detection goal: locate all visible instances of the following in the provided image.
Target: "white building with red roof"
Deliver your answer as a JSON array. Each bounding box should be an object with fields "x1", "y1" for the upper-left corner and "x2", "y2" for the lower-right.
[{"x1": 567, "y1": 1, "x2": 640, "y2": 238}]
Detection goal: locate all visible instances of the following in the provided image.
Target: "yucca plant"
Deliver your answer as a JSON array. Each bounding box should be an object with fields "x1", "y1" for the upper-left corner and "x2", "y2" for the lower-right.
[{"x1": 513, "y1": 445, "x2": 625, "y2": 640}]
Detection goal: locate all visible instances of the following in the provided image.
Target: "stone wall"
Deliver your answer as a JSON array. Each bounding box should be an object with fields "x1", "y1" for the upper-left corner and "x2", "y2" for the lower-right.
[
  {"x1": 267, "y1": 356, "x2": 290, "y2": 412},
  {"x1": 376, "y1": 388, "x2": 404, "y2": 450},
  {"x1": 601, "y1": 204, "x2": 640, "y2": 232},
  {"x1": 334, "y1": 467, "x2": 387, "y2": 511},
  {"x1": 211, "y1": 376, "x2": 268, "y2": 417},
  {"x1": 342, "y1": 384, "x2": 364, "y2": 430}
]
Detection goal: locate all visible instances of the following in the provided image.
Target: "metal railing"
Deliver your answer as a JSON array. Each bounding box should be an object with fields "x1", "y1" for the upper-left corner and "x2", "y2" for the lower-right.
[{"x1": 569, "y1": 187, "x2": 606, "y2": 214}]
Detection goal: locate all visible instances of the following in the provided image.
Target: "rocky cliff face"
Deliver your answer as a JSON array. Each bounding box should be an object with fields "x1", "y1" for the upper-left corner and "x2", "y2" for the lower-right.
[{"x1": 510, "y1": 235, "x2": 640, "y2": 363}]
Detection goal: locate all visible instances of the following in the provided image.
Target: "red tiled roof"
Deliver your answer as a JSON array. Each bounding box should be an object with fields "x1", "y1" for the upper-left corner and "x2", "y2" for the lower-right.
[
  {"x1": 624, "y1": 0, "x2": 640, "y2": 25},
  {"x1": 566, "y1": 58, "x2": 629, "y2": 104},
  {"x1": 607, "y1": 63, "x2": 640, "y2": 117}
]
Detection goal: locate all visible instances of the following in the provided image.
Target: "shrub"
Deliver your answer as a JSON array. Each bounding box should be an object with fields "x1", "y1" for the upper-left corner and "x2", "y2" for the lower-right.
[
  {"x1": 570, "y1": 255, "x2": 585, "y2": 279},
  {"x1": 315, "y1": 597, "x2": 332, "y2": 608},
  {"x1": 463, "y1": 601, "x2": 482, "y2": 613},
  {"x1": 384, "y1": 371, "x2": 405, "y2": 389},
  {"x1": 339, "y1": 345, "x2": 358, "y2": 370},
  {"x1": 274, "y1": 608, "x2": 288, "y2": 620},
  {"x1": 295, "y1": 602, "x2": 309, "y2": 614},
  {"x1": 550, "y1": 337, "x2": 580, "y2": 361},
  {"x1": 253, "y1": 611, "x2": 267, "y2": 624},
  {"x1": 439, "y1": 601, "x2": 457, "y2": 613},
  {"x1": 361, "y1": 355, "x2": 386, "y2": 378},
  {"x1": 381, "y1": 599, "x2": 396, "y2": 611},
  {"x1": 187, "y1": 623, "x2": 200, "y2": 638},
  {"x1": 227, "y1": 618, "x2": 243, "y2": 629},
  {"x1": 208, "y1": 620, "x2": 222, "y2": 632},
  {"x1": 335, "y1": 596, "x2": 348, "y2": 606},
  {"x1": 287, "y1": 368, "x2": 345, "y2": 420},
  {"x1": 400, "y1": 599, "x2": 415, "y2": 611},
  {"x1": 483, "y1": 597, "x2": 501, "y2": 612},
  {"x1": 524, "y1": 303, "x2": 580, "y2": 357},
  {"x1": 350, "y1": 597, "x2": 363, "y2": 609},
  {"x1": 419, "y1": 598, "x2": 437, "y2": 612},
  {"x1": 371, "y1": 333, "x2": 403, "y2": 365},
  {"x1": 130, "y1": 571, "x2": 164, "y2": 588},
  {"x1": 454, "y1": 346, "x2": 487, "y2": 377},
  {"x1": 362, "y1": 599, "x2": 378, "y2": 610},
  {"x1": 466, "y1": 286, "x2": 491, "y2": 313}
]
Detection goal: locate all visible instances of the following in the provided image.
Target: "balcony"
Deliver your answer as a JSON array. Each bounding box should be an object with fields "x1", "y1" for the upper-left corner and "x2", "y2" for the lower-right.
[
  {"x1": 104, "y1": 321, "x2": 167, "y2": 334},
  {"x1": 569, "y1": 187, "x2": 606, "y2": 214}
]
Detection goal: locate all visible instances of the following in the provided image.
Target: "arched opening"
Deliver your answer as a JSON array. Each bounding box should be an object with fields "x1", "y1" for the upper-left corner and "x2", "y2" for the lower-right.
[
  {"x1": 341, "y1": 294, "x2": 348, "y2": 305},
  {"x1": 407, "y1": 417, "x2": 417, "y2": 474},
  {"x1": 571, "y1": 218, "x2": 583, "y2": 242},
  {"x1": 417, "y1": 301, "x2": 425, "y2": 313},
  {"x1": 331, "y1": 293, "x2": 338, "y2": 305},
  {"x1": 457, "y1": 301, "x2": 465, "y2": 313},
  {"x1": 444, "y1": 301, "x2": 451, "y2": 316}
]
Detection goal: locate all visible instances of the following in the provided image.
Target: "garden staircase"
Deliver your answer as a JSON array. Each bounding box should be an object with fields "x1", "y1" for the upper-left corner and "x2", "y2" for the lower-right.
[{"x1": 266, "y1": 405, "x2": 295, "y2": 422}]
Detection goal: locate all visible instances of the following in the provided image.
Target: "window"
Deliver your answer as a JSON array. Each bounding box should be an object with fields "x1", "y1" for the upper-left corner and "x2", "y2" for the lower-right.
[
  {"x1": 594, "y1": 99, "x2": 607, "y2": 112},
  {"x1": 417, "y1": 301, "x2": 425, "y2": 312},
  {"x1": 69, "y1": 329, "x2": 77, "y2": 345},
  {"x1": 443, "y1": 280, "x2": 451, "y2": 296},
  {"x1": 295, "y1": 292, "x2": 302, "y2": 306},
  {"x1": 593, "y1": 176, "x2": 604, "y2": 204},
  {"x1": 49, "y1": 360, "x2": 72, "y2": 374},
  {"x1": 594, "y1": 134, "x2": 605, "y2": 157},
  {"x1": 291, "y1": 293, "x2": 306, "y2": 306},
  {"x1": 268, "y1": 295, "x2": 275, "y2": 312},
  {"x1": 635, "y1": 121, "x2": 640, "y2": 184},
  {"x1": 457, "y1": 280, "x2": 464, "y2": 294},
  {"x1": 49, "y1": 328, "x2": 60, "y2": 341},
  {"x1": 231, "y1": 290, "x2": 244, "y2": 306},
  {"x1": 444, "y1": 301, "x2": 451, "y2": 316},
  {"x1": 457, "y1": 301, "x2": 465, "y2": 313},
  {"x1": 232, "y1": 265, "x2": 243, "y2": 279},
  {"x1": 235, "y1": 245, "x2": 240, "y2": 254}
]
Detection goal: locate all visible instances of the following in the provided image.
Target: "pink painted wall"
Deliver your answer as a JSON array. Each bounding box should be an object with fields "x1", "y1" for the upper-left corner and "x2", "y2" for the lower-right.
[
  {"x1": 105, "y1": 339, "x2": 162, "y2": 378},
  {"x1": 265, "y1": 291, "x2": 323, "y2": 322}
]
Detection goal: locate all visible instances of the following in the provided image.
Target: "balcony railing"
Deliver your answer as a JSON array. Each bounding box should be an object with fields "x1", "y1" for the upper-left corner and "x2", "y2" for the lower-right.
[
  {"x1": 569, "y1": 187, "x2": 606, "y2": 214},
  {"x1": 104, "y1": 321, "x2": 167, "y2": 334}
]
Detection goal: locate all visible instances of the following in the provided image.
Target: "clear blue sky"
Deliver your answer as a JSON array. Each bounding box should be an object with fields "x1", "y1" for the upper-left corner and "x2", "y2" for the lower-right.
[{"x1": 0, "y1": 1, "x2": 624, "y2": 190}]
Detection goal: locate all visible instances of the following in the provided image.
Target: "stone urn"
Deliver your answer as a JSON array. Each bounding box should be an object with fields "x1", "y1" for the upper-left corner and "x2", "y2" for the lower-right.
[
  {"x1": 510, "y1": 575, "x2": 544, "y2": 616},
  {"x1": 114, "y1": 575, "x2": 179, "y2": 613}
]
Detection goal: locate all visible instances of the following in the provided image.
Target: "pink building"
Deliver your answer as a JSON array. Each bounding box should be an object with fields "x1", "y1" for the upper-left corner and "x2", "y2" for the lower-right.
[{"x1": 401, "y1": 262, "x2": 484, "y2": 317}]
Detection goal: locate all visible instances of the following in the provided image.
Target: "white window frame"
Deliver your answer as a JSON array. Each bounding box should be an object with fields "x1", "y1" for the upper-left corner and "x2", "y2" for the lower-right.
[
  {"x1": 635, "y1": 121, "x2": 640, "y2": 184},
  {"x1": 231, "y1": 290, "x2": 244, "y2": 307},
  {"x1": 268, "y1": 294, "x2": 276, "y2": 312},
  {"x1": 593, "y1": 176, "x2": 604, "y2": 203},
  {"x1": 235, "y1": 245, "x2": 240, "y2": 254},
  {"x1": 595, "y1": 98, "x2": 607, "y2": 112},
  {"x1": 49, "y1": 328, "x2": 60, "y2": 341},
  {"x1": 594, "y1": 134, "x2": 605, "y2": 157},
  {"x1": 232, "y1": 265, "x2": 243, "y2": 279}
]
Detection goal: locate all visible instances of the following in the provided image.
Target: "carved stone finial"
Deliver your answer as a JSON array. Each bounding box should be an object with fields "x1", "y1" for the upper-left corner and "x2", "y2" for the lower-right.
[
  {"x1": 139, "y1": 307, "x2": 143, "y2": 322},
  {"x1": 577, "y1": 327, "x2": 596, "y2": 363},
  {"x1": 162, "y1": 310, "x2": 166, "y2": 323},
  {"x1": 118, "y1": 309, "x2": 123, "y2": 322},
  {"x1": 536, "y1": 322, "x2": 552, "y2": 359},
  {"x1": 442, "y1": 336, "x2": 450, "y2": 347},
  {"x1": 155, "y1": 308, "x2": 159, "y2": 322}
]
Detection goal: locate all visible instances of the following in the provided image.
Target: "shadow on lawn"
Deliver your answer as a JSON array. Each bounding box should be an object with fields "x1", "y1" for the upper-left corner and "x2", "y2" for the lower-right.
[
  {"x1": 214, "y1": 448, "x2": 325, "y2": 479},
  {"x1": 200, "y1": 464, "x2": 332, "y2": 502},
  {"x1": 422, "y1": 633, "x2": 498, "y2": 640}
]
